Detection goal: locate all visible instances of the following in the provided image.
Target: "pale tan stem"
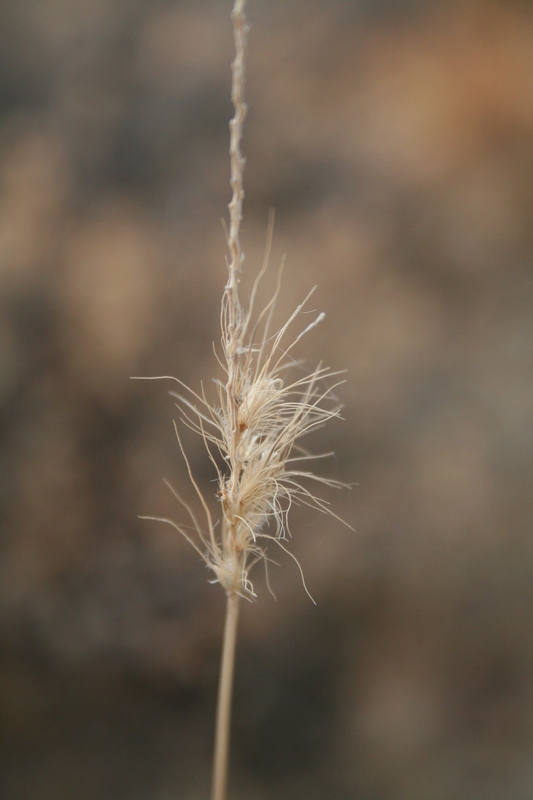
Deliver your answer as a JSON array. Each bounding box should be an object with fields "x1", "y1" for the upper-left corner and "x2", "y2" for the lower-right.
[
  {"x1": 211, "y1": 591, "x2": 241, "y2": 800},
  {"x1": 225, "y1": 0, "x2": 249, "y2": 446},
  {"x1": 224, "y1": 0, "x2": 249, "y2": 448},
  {"x1": 227, "y1": 0, "x2": 248, "y2": 313}
]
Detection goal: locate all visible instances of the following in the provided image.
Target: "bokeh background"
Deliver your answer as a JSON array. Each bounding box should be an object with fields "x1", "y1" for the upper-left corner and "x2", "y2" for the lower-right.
[{"x1": 1, "y1": 0, "x2": 532, "y2": 798}]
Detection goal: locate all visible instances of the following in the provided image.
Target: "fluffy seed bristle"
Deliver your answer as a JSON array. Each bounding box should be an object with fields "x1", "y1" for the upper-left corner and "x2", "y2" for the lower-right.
[{"x1": 142, "y1": 249, "x2": 350, "y2": 601}]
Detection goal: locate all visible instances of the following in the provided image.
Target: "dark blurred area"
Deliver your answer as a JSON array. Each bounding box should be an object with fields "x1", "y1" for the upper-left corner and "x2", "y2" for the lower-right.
[{"x1": 1, "y1": 0, "x2": 532, "y2": 798}]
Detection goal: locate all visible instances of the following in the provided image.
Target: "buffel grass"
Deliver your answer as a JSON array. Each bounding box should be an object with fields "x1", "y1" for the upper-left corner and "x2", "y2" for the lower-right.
[{"x1": 136, "y1": 2, "x2": 351, "y2": 798}]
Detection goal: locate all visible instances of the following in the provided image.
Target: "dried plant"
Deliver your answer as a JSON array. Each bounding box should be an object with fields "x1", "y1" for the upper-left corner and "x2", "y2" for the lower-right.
[{"x1": 136, "y1": 2, "x2": 350, "y2": 798}]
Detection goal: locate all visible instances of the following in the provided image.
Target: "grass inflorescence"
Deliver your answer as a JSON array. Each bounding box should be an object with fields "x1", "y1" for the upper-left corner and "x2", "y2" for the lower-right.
[{"x1": 136, "y1": 2, "x2": 350, "y2": 798}]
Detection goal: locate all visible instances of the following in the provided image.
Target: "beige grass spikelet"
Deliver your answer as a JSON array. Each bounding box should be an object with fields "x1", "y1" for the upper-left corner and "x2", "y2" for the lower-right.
[{"x1": 140, "y1": 247, "x2": 349, "y2": 601}]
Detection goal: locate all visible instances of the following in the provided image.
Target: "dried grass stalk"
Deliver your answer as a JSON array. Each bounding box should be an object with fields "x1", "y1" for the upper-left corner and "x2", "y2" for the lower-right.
[{"x1": 137, "y1": 2, "x2": 350, "y2": 798}]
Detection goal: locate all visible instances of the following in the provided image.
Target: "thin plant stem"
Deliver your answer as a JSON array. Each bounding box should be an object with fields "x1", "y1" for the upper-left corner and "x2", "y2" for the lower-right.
[{"x1": 211, "y1": 591, "x2": 241, "y2": 800}]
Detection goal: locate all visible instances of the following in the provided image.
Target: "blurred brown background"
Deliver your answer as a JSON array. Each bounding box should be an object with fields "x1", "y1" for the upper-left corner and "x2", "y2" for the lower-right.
[{"x1": 1, "y1": 0, "x2": 532, "y2": 798}]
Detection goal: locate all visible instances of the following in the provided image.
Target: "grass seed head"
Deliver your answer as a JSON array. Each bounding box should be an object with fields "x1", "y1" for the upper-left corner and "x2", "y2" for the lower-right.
[
  {"x1": 138, "y1": 0, "x2": 350, "y2": 601},
  {"x1": 165, "y1": 256, "x2": 349, "y2": 601}
]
